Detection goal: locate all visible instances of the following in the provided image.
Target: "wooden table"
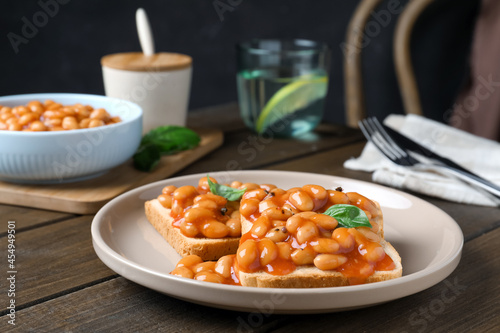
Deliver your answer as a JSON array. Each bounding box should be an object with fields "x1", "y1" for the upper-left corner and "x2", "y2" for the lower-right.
[{"x1": 1, "y1": 103, "x2": 498, "y2": 332}]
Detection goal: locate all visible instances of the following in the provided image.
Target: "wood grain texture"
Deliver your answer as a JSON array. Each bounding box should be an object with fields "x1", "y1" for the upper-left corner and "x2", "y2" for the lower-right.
[
  {"x1": 0, "y1": 216, "x2": 114, "y2": 307},
  {"x1": 179, "y1": 124, "x2": 364, "y2": 176},
  {"x1": 0, "y1": 128, "x2": 222, "y2": 214},
  {"x1": 0, "y1": 277, "x2": 288, "y2": 333},
  {"x1": 0, "y1": 204, "x2": 73, "y2": 233}
]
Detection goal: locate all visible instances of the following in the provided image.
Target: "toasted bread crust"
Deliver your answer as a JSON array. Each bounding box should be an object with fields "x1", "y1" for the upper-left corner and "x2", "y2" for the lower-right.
[
  {"x1": 145, "y1": 199, "x2": 240, "y2": 261},
  {"x1": 238, "y1": 240, "x2": 402, "y2": 288}
]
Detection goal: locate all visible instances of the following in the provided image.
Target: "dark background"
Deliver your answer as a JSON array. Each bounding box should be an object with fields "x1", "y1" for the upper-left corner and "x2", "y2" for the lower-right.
[{"x1": 1, "y1": 0, "x2": 479, "y2": 125}]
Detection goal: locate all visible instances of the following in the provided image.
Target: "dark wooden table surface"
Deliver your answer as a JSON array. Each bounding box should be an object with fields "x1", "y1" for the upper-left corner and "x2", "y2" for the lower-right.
[{"x1": 1, "y1": 103, "x2": 498, "y2": 332}]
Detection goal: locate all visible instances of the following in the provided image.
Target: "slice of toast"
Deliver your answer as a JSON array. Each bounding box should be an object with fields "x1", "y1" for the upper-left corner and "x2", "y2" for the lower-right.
[
  {"x1": 145, "y1": 199, "x2": 240, "y2": 261},
  {"x1": 237, "y1": 193, "x2": 401, "y2": 288},
  {"x1": 237, "y1": 239, "x2": 402, "y2": 288}
]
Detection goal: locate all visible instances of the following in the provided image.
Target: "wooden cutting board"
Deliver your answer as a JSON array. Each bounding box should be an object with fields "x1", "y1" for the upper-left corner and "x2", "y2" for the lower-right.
[{"x1": 0, "y1": 128, "x2": 223, "y2": 214}]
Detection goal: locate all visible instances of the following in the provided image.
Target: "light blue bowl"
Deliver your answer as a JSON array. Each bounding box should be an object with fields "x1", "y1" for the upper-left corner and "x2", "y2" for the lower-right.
[{"x1": 0, "y1": 93, "x2": 143, "y2": 184}]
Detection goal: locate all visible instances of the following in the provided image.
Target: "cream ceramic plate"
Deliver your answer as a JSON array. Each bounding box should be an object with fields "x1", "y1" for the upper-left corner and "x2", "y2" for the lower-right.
[{"x1": 91, "y1": 171, "x2": 463, "y2": 314}]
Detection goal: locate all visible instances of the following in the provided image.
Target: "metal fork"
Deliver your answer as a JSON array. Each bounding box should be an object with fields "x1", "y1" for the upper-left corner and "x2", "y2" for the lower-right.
[{"x1": 358, "y1": 117, "x2": 500, "y2": 201}]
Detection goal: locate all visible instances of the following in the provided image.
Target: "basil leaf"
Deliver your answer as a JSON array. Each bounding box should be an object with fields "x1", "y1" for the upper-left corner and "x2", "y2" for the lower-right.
[
  {"x1": 133, "y1": 126, "x2": 201, "y2": 172},
  {"x1": 207, "y1": 175, "x2": 246, "y2": 201},
  {"x1": 322, "y1": 204, "x2": 372, "y2": 228},
  {"x1": 140, "y1": 126, "x2": 200, "y2": 153},
  {"x1": 133, "y1": 143, "x2": 161, "y2": 172}
]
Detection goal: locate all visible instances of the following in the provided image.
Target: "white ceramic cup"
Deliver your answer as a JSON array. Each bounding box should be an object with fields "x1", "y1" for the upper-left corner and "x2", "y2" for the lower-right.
[{"x1": 101, "y1": 52, "x2": 192, "y2": 133}]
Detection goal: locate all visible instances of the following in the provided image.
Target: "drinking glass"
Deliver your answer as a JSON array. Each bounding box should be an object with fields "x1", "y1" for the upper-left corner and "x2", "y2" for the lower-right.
[{"x1": 236, "y1": 39, "x2": 330, "y2": 137}]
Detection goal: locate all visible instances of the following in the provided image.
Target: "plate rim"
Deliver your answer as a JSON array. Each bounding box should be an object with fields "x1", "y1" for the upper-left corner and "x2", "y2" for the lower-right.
[{"x1": 91, "y1": 170, "x2": 464, "y2": 312}]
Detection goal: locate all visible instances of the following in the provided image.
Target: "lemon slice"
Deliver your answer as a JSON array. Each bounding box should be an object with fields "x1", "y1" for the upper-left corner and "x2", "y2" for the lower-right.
[{"x1": 255, "y1": 75, "x2": 328, "y2": 133}]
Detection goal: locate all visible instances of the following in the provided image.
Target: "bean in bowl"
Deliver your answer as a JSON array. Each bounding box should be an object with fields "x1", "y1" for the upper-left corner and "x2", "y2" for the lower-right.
[{"x1": 0, "y1": 100, "x2": 121, "y2": 131}]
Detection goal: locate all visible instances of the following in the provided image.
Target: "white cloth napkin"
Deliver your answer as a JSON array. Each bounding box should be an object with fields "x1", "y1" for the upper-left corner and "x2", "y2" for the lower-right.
[{"x1": 344, "y1": 114, "x2": 500, "y2": 206}]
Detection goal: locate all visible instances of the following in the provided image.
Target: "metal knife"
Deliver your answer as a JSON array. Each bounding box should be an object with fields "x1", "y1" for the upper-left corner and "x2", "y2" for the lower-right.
[{"x1": 381, "y1": 122, "x2": 500, "y2": 192}]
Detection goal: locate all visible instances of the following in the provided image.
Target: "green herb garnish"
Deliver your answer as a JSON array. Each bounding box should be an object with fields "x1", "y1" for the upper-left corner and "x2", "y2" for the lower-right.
[
  {"x1": 322, "y1": 204, "x2": 372, "y2": 228},
  {"x1": 133, "y1": 126, "x2": 201, "y2": 172},
  {"x1": 207, "y1": 175, "x2": 246, "y2": 201}
]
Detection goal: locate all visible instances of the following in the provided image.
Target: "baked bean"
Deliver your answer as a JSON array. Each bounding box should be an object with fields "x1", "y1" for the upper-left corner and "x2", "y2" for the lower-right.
[
  {"x1": 242, "y1": 188, "x2": 268, "y2": 201},
  {"x1": 259, "y1": 199, "x2": 277, "y2": 213},
  {"x1": 88, "y1": 119, "x2": 104, "y2": 128},
  {"x1": 271, "y1": 220, "x2": 286, "y2": 228},
  {"x1": 296, "y1": 221, "x2": 319, "y2": 244},
  {"x1": 346, "y1": 192, "x2": 379, "y2": 218},
  {"x1": 173, "y1": 186, "x2": 198, "y2": 203},
  {"x1": 46, "y1": 102, "x2": 63, "y2": 110},
  {"x1": 314, "y1": 254, "x2": 347, "y2": 270},
  {"x1": 237, "y1": 239, "x2": 259, "y2": 269},
  {"x1": 288, "y1": 190, "x2": 314, "y2": 211},
  {"x1": 18, "y1": 112, "x2": 36, "y2": 126},
  {"x1": 302, "y1": 184, "x2": 328, "y2": 201},
  {"x1": 332, "y1": 228, "x2": 355, "y2": 251},
  {"x1": 359, "y1": 242, "x2": 385, "y2": 262},
  {"x1": 170, "y1": 266, "x2": 194, "y2": 279},
  {"x1": 195, "y1": 272, "x2": 224, "y2": 283},
  {"x1": 258, "y1": 238, "x2": 278, "y2": 266},
  {"x1": 90, "y1": 108, "x2": 110, "y2": 121},
  {"x1": 215, "y1": 255, "x2": 234, "y2": 278},
  {"x1": 180, "y1": 220, "x2": 199, "y2": 238},
  {"x1": 201, "y1": 220, "x2": 230, "y2": 238},
  {"x1": 240, "y1": 182, "x2": 260, "y2": 191},
  {"x1": 79, "y1": 118, "x2": 91, "y2": 128},
  {"x1": 282, "y1": 203, "x2": 300, "y2": 215},
  {"x1": 62, "y1": 116, "x2": 79, "y2": 130},
  {"x1": 230, "y1": 181, "x2": 243, "y2": 188},
  {"x1": 192, "y1": 199, "x2": 218, "y2": 211},
  {"x1": 265, "y1": 227, "x2": 289, "y2": 243},
  {"x1": 29, "y1": 121, "x2": 47, "y2": 132},
  {"x1": 184, "y1": 207, "x2": 214, "y2": 223},
  {"x1": 1, "y1": 106, "x2": 12, "y2": 114},
  {"x1": 0, "y1": 113, "x2": 13, "y2": 121},
  {"x1": 240, "y1": 198, "x2": 259, "y2": 217},
  {"x1": 250, "y1": 217, "x2": 270, "y2": 238},
  {"x1": 0, "y1": 122, "x2": 6, "y2": 130},
  {"x1": 312, "y1": 238, "x2": 340, "y2": 254},
  {"x1": 49, "y1": 126, "x2": 64, "y2": 131},
  {"x1": 269, "y1": 188, "x2": 288, "y2": 198},
  {"x1": 291, "y1": 247, "x2": 315, "y2": 265},
  {"x1": 226, "y1": 218, "x2": 241, "y2": 237},
  {"x1": 193, "y1": 261, "x2": 216, "y2": 274},
  {"x1": 157, "y1": 194, "x2": 172, "y2": 209},
  {"x1": 230, "y1": 210, "x2": 240, "y2": 219},
  {"x1": 6, "y1": 117, "x2": 18, "y2": 125},
  {"x1": 162, "y1": 185, "x2": 177, "y2": 195},
  {"x1": 176, "y1": 255, "x2": 203, "y2": 268},
  {"x1": 45, "y1": 118, "x2": 62, "y2": 127},
  {"x1": 285, "y1": 214, "x2": 305, "y2": 233},
  {"x1": 261, "y1": 206, "x2": 292, "y2": 221},
  {"x1": 311, "y1": 214, "x2": 338, "y2": 230},
  {"x1": 357, "y1": 227, "x2": 381, "y2": 242},
  {"x1": 12, "y1": 106, "x2": 29, "y2": 116},
  {"x1": 8, "y1": 123, "x2": 22, "y2": 131},
  {"x1": 277, "y1": 242, "x2": 293, "y2": 260},
  {"x1": 197, "y1": 176, "x2": 216, "y2": 192},
  {"x1": 62, "y1": 107, "x2": 77, "y2": 117},
  {"x1": 327, "y1": 190, "x2": 350, "y2": 205},
  {"x1": 260, "y1": 184, "x2": 277, "y2": 192}
]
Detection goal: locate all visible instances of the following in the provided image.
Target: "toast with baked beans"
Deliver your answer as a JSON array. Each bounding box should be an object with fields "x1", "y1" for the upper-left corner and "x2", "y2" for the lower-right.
[
  {"x1": 235, "y1": 186, "x2": 401, "y2": 287},
  {"x1": 145, "y1": 177, "x2": 276, "y2": 261},
  {"x1": 170, "y1": 184, "x2": 402, "y2": 287}
]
